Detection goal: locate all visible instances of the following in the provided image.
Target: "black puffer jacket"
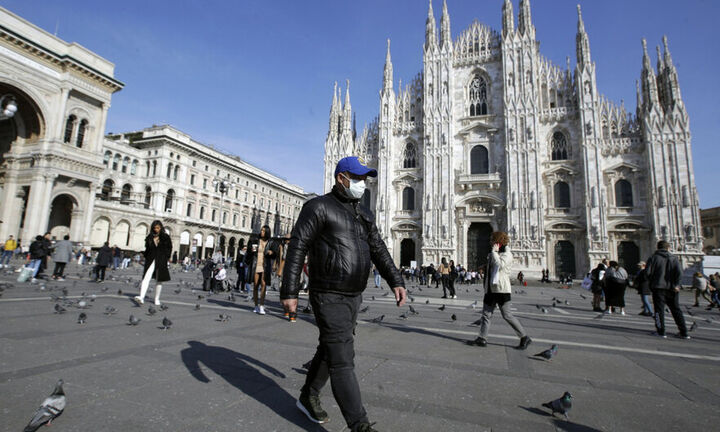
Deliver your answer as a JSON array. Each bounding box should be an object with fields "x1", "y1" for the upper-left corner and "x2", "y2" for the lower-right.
[
  {"x1": 281, "y1": 186, "x2": 404, "y2": 299},
  {"x1": 645, "y1": 249, "x2": 681, "y2": 290}
]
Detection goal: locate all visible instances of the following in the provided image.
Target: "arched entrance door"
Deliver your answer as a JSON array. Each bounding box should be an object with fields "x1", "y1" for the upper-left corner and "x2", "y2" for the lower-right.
[
  {"x1": 467, "y1": 223, "x2": 492, "y2": 270},
  {"x1": 47, "y1": 194, "x2": 74, "y2": 240},
  {"x1": 0, "y1": 83, "x2": 44, "y2": 165},
  {"x1": 400, "y1": 238, "x2": 415, "y2": 267},
  {"x1": 228, "y1": 237, "x2": 236, "y2": 260},
  {"x1": 617, "y1": 241, "x2": 640, "y2": 273},
  {"x1": 555, "y1": 241, "x2": 576, "y2": 278}
]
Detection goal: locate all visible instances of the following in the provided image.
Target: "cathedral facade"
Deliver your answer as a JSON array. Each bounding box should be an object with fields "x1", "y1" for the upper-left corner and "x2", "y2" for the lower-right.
[{"x1": 323, "y1": 0, "x2": 702, "y2": 277}]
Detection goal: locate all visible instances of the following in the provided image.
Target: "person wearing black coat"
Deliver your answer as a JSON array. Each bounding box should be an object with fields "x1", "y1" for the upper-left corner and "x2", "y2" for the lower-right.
[
  {"x1": 134, "y1": 220, "x2": 173, "y2": 306},
  {"x1": 645, "y1": 241, "x2": 688, "y2": 338},
  {"x1": 280, "y1": 156, "x2": 406, "y2": 431},
  {"x1": 94, "y1": 242, "x2": 113, "y2": 282},
  {"x1": 634, "y1": 262, "x2": 653, "y2": 316},
  {"x1": 201, "y1": 260, "x2": 215, "y2": 291},
  {"x1": 26, "y1": 235, "x2": 46, "y2": 280}
]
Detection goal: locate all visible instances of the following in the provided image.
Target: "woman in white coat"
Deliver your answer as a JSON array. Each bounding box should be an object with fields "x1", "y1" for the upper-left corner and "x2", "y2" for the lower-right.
[{"x1": 466, "y1": 231, "x2": 532, "y2": 349}]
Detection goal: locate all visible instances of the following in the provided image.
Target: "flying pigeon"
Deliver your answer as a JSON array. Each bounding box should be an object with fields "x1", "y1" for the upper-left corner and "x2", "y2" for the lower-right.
[
  {"x1": 160, "y1": 304, "x2": 169, "y2": 311},
  {"x1": 161, "y1": 317, "x2": 172, "y2": 330},
  {"x1": 533, "y1": 344, "x2": 558, "y2": 361},
  {"x1": 438, "y1": 305, "x2": 446, "y2": 311},
  {"x1": 128, "y1": 314, "x2": 141, "y2": 326},
  {"x1": 54, "y1": 304, "x2": 66, "y2": 314},
  {"x1": 104, "y1": 306, "x2": 117, "y2": 315},
  {"x1": 23, "y1": 379, "x2": 66, "y2": 432},
  {"x1": 147, "y1": 306, "x2": 157, "y2": 316},
  {"x1": 369, "y1": 315, "x2": 385, "y2": 323},
  {"x1": 360, "y1": 306, "x2": 369, "y2": 313},
  {"x1": 77, "y1": 313, "x2": 87, "y2": 324},
  {"x1": 542, "y1": 392, "x2": 572, "y2": 420},
  {"x1": 690, "y1": 321, "x2": 697, "y2": 332}
]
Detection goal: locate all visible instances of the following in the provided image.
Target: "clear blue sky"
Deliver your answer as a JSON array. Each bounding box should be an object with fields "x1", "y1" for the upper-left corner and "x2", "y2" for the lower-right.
[{"x1": 4, "y1": 0, "x2": 719, "y2": 206}]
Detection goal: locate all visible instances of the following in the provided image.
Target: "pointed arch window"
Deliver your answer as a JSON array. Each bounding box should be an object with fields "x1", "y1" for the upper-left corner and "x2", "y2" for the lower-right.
[
  {"x1": 554, "y1": 181, "x2": 571, "y2": 208},
  {"x1": 402, "y1": 187, "x2": 415, "y2": 211},
  {"x1": 469, "y1": 75, "x2": 488, "y2": 116},
  {"x1": 76, "y1": 119, "x2": 88, "y2": 148},
  {"x1": 470, "y1": 145, "x2": 489, "y2": 174},
  {"x1": 63, "y1": 115, "x2": 76, "y2": 143},
  {"x1": 403, "y1": 142, "x2": 417, "y2": 168},
  {"x1": 615, "y1": 179, "x2": 633, "y2": 207},
  {"x1": 551, "y1": 131, "x2": 569, "y2": 160}
]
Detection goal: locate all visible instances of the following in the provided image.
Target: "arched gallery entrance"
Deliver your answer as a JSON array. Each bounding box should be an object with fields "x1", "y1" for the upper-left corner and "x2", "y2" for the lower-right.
[{"x1": 47, "y1": 194, "x2": 75, "y2": 239}]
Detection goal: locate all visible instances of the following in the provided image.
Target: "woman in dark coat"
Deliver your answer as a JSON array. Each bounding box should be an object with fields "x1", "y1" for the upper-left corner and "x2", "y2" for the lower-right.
[
  {"x1": 134, "y1": 220, "x2": 172, "y2": 306},
  {"x1": 604, "y1": 261, "x2": 628, "y2": 315},
  {"x1": 95, "y1": 242, "x2": 113, "y2": 282}
]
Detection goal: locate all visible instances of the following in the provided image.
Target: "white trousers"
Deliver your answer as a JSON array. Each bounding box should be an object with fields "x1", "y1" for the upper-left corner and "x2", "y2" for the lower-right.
[{"x1": 139, "y1": 260, "x2": 162, "y2": 303}]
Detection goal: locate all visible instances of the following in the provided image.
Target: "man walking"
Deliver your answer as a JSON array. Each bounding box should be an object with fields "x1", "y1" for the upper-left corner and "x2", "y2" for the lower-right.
[
  {"x1": 51, "y1": 235, "x2": 73, "y2": 280},
  {"x1": 281, "y1": 156, "x2": 406, "y2": 432},
  {"x1": 645, "y1": 241, "x2": 689, "y2": 339},
  {"x1": 1, "y1": 235, "x2": 16, "y2": 268}
]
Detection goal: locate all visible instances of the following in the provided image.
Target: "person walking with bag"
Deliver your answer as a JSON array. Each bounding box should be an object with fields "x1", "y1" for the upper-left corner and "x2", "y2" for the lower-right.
[
  {"x1": 466, "y1": 231, "x2": 532, "y2": 350},
  {"x1": 133, "y1": 220, "x2": 172, "y2": 306}
]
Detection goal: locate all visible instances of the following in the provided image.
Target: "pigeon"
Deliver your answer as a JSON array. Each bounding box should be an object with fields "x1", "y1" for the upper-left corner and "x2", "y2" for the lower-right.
[
  {"x1": 371, "y1": 295, "x2": 375, "y2": 301},
  {"x1": 117, "y1": 289, "x2": 123, "y2": 295},
  {"x1": 533, "y1": 344, "x2": 558, "y2": 361},
  {"x1": 145, "y1": 306, "x2": 156, "y2": 316},
  {"x1": 451, "y1": 314, "x2": 457, "y2": 321},
  {"x1": 301, "y1": 305, "x2": 312, "y2": 314},
  {"x1": 194, "y1": 304, "x2": 201, "y2": 311},
  {"x1": 564, "y1": 300, "x2": 570, "y2": 305},
  {"x1": 438, "y1": 304, "x2": 446, "y2": 311},
  {"x1": 61, "y1": 288, "x2": 68, "y2": 297},
  {"x1": 219, "y1": 314, "x2": 231, "y2": 322},
  {"x1": 77, "y1": 313, "x2": 87, "y2": 324},
  {"x1": 580, "y1": 294, "x2": 587, "y2": 300},
  {"x1": 469, "y1": 300, "x2": 478, "y2": 309},
  {"x1": 360, "y1": 306, "x2": 369, "y2": 313},
  {"x1": 197, "y1": 295, "x2": 205, "y2": 300},
  {"x1": 174, "y1": 288, "x2": 182, "y2": 294},
  {"x1": 54, "y1": 304, "x2": 66, "y2": 314},
  {"x1": 690, "y1": 321, "x2": 697, "y2": 332},
  {"x1": 161, "y1": 317, "x2": 172, "y2": 330},
  {"x1": 369, "y1": 315, "x2": 385, "y2": 323},
  {"x1": 541, "y1": 307, "x2": 548, "y2": 314},
  {"x1": 425, "y1": 299, "x2": 430, "y2": 304},
  {"x1": 542, "y1": 392, "x2": 572, "y2": 420},
  {"x1": 409, "y1": 305, "x2": 419, "y2": 315},
  {"x1": 104, "y1": 305, "x2": 117, "y2": 315},
  {"x1": 409, "y1": 296, "x2": 415, "y2": 302},
  {"x1": 128, "y1": 314, "x2": 141, "y2": 326},
  {"x1": 536, "y1": 304, "x2": 541, "y2": 309},
  {"x1": 77, "y1": 300, "x2": 88, "y2": 309},
  {"x1": 160, "y1": 304, "x2": 169, "y2": 311},
  {"x1": 399, "y1": 313, "x2": 409, "y2": 320},
  {"x1": 23, "y1": 379, "x2": 66, "y2": 432}
]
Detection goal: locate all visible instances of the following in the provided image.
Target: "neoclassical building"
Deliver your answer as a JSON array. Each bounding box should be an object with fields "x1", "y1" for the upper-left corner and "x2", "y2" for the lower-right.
[
  {"x1": 0, "y1": 7, "x2": 305, "y2": 258},
  {"x1": 324, "y1": 0, "x2": 702, "y2": 277}
]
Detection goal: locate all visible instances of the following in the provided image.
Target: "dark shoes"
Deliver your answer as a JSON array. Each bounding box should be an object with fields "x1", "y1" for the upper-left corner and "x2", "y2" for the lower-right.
[
  {"x1": 297, "y1": 393, "x2": 329, "y2": 424},
  {"x1": 353, "y1": 422, "x2": 379, "y2": 432},
  {"x1": 517, "y1": 336, "x2": 532, "y2": 350},
  {"x1": 592, "y1": 307, "x2": 603, "y2": 312},
  {"x1": 465, "y1": 337, "x2": 487, "y2": 347}
]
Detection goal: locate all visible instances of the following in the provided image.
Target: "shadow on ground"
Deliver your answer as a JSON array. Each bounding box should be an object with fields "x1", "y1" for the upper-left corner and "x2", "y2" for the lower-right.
[{"x1": 180, "y1": 340, "x2": 325, "y2": 431}]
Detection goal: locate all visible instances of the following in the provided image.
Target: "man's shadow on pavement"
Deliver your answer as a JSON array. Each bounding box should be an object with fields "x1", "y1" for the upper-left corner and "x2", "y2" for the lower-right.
[{"x1": 181, "y1": 340, "x2": 326, "y2": 431}]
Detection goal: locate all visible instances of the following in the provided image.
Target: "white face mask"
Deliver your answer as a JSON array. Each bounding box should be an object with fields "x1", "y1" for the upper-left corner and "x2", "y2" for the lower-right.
[{"x1": 341, "y1": 173, "x2": 366, "y2": 199}]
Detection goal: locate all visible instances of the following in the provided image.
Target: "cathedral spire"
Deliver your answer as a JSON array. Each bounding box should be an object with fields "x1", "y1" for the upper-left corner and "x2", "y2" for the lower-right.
[
  {"x1": 662, "y1": 35, "x2": 684, "y2": 111},
  {"x1": 640, "y1": 39, "x2": 659, "y2": 112},
  {"x1": 656, "y1": 45, "x2": 664, "y2": 74},
  {"x1": 383, "y1": 39, "x2": 394, "y2": 95},
  {"x1": 343, "y1": 80, "x2": 352, "y2": 134},
  {"x1": 502, "y1": 0, "x2": 514, "y2": 38},
  {"x1": 440, "y1": 0, "x2": 451, "y2": 49},
  {"x1": 575, "y1": 5, "x2": 592, "y2": 69},
  {"x1": 635, "y1": 79, "x2": 642, "y2": 117},
  {"x1": 662, "y1": 35, "x2": 674, "y2": 69},
  {"x1": 425, "y1": 0, "x2": 437, "y2": 51},
  {"x1": 518, "y1": 0, "x2": 535, "y2": 38},
  {"x1": 329, "y1": 81, "x2": 339, "y2": 136}
]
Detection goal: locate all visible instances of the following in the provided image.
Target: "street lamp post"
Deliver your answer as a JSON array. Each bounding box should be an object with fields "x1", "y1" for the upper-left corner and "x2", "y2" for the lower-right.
[
  {"x1": 0, "y1": 94, "x2": 18, "y2": 120},
  {"x1": 213, "y1": 179, "x2": 233, "y2": 257}
]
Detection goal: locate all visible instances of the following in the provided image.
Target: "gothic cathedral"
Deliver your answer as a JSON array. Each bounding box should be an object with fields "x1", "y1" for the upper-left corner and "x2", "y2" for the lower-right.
[{"x1": 323, "y1": 0, "x2": 702, "y2": 277}]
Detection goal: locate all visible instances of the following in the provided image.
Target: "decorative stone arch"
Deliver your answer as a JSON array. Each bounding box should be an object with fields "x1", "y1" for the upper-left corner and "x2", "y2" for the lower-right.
[
  {"x1": 603, "y1": 162, "x2": 640, "y2": 208},
  {"x1": 0, "y1": 79, "x2": 48, "y2": 141},
  {"x1": 47, "y1": 193, "x2": 80, "y2": 240},
  {"x1": 130, "y1": 222, "x2": 149, "y2": 251},
  {"x1": 90, "y1": 216, "x2": 112, "y2": 247},
  {"x1": 546, "y1": 127, "x2": 572, "y2": 161},
  {"x1": 464, "y1": 68, "x2": 492, "y2": 116},
  {"x1": 400, "y1": 139, "x2": 420, "y2": 169}
]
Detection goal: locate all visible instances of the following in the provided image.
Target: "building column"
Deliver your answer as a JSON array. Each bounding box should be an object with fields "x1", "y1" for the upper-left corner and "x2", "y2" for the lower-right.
[
  {"x1": 36, "y1": 173, "x2": 58, "y2": 235},
  {"x1": 55, "y1": 87, "x2": 70, "y2": 141},
  {"x1": 69, "y1": 208, "x2": 84, "y2": 241},
  {"x1": 81, "y1": 183, "x2": 97, "y2": 245},
  {"x1": 21, "y1": 174, "x2": 51, "y2": 241},
  {"x1": 0, "y1": 175, "x2": 21, "y2": 239},
  {"x1": 94, "y1": 104, "x2": 110, "y2": 152}
]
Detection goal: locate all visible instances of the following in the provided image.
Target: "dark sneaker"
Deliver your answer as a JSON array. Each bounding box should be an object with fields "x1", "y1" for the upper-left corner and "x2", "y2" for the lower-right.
[
  {"x1": 297, "y1": 394, "x2": 329, "y2": 424},
  {"x1": 465, "y1": 337, "x2": 487, "y2": 347},
  {"x1": 353, "y1": 422, "x2": 379, "y2": 432},
  {"x1": 674, "y1": 333, "x2": 691, "y2": 340},
  {"x1": 517, "y1": 336, "x2": 532, "y2": 350},
  {"x1": 650, "y1": 331, "x2": 667, "y2": 339}
]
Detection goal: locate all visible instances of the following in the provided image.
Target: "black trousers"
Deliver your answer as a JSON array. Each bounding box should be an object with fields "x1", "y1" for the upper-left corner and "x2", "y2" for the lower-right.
[
  {"x1": 95, "y1": 265, "x2": 107, "y2": 281},
  {"x1": 651, "y1": 289, "x2": 688, "y2": 336},
  {"x1": 52, "y1": 262, "x2": 66, "y2": 277},
  {"x1": 236, "y1": 266, "x2": 246, "y2": 290},
  {"x1": 441, "y1": 274, "x2": 449, "y2": 296},
  {"x1": 448, "y1": 276, "x2": 456, "y2": 296},
  {"x1": 303, "y1": 291, "x2": 368, "y2": 429}
]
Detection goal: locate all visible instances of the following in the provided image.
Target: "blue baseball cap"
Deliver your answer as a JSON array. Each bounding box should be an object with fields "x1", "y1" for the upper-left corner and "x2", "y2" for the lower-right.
[{"x1": 334, "y1": 156, "x2": 377, "y2": 177}]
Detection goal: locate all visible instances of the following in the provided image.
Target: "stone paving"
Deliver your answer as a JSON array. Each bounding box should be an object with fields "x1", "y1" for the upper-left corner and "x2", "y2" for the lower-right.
[{"x1": 1, "y1": 261, "x2": 720, "y2": 431}]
